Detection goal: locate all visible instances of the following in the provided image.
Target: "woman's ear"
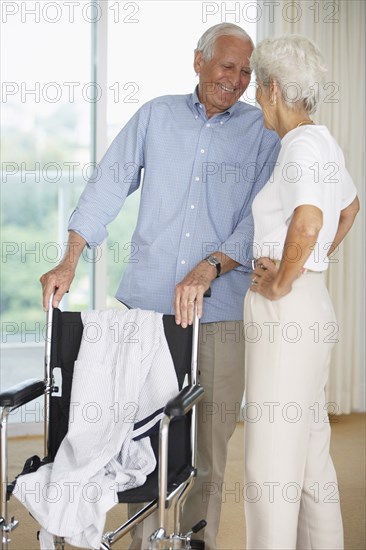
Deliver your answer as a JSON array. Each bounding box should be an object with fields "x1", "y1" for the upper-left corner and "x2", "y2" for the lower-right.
[{"x1": 269, "y1": 79, "x2": 278, "y2": 106}]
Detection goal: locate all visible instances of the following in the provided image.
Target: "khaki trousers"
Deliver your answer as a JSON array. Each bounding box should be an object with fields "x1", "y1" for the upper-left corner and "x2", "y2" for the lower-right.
[{"x1": 129, "y1": 320, "x2": 245, "y2": 549}]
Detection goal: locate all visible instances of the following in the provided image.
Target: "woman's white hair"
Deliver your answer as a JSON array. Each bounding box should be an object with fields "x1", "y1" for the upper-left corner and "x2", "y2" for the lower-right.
[
  {"x1": 196, "y1": 23, "x2": 253, "y2": 61},
  {"x1": 250, "y1": 35, "x2": 327, "y2": 114}
]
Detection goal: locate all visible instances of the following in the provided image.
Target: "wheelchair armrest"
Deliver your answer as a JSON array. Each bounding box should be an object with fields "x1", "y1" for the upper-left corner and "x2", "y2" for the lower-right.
[
  {"x1": 0, "y1": 379, "x2": 46, "y2": 409},
  {"x1": 164, "y1": 385, "x2": 204, "y2": 418}
]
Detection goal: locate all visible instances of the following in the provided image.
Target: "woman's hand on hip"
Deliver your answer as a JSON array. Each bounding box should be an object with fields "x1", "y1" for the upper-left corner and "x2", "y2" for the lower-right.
[{"x1": 250, "y1": 257, "x2": 292, "y2": 300}]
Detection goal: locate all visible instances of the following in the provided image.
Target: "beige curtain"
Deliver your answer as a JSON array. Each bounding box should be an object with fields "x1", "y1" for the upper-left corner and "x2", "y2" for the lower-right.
[{"x1": 257, "y1": 0, "x2": 365, "y2": 412}]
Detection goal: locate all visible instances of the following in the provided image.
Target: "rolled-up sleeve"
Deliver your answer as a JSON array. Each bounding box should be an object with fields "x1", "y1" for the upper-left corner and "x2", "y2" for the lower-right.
[
  {"x1": 341, "y1": 166, "x2": 358, "y2": 209},
  {"x1": 68, "y1": 102, "x2": 150, "y2": 247}
]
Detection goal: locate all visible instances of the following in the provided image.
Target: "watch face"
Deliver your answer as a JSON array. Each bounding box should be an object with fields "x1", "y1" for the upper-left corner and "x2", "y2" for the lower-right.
[
  {"x1": 205, "y1": 255, "x2": 221, "y2": 277},
  {"x1": 207, "y1": 255, "x2": 219, "y2": 266}
]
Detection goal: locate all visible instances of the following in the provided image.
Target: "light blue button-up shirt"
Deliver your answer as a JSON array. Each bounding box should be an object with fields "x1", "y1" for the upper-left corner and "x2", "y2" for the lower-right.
[{"x1": 69, "y1": 89, "x2": 280, "y2": 322}]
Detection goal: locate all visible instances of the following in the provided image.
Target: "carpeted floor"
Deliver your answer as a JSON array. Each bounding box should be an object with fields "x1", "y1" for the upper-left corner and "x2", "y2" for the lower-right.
[{"x1": 4, "y1": 414, "x2": 365, "y2": 549}]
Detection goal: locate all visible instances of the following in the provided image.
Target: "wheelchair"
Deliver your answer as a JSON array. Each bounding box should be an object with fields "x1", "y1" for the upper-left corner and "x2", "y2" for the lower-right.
[{"x1": 0, "y1": 298, "x2": 206, "y2": 549}]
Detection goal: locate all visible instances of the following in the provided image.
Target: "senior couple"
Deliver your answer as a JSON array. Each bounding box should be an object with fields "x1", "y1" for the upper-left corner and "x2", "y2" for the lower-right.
[{"x1": 41, "y1": 23, "x2": 359, "y2": 550}]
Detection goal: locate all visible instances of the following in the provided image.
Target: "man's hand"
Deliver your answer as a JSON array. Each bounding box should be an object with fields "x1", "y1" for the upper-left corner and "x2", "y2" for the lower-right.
[
  {"x1": 174, "y1": 262, "x2": 216, "y2": 327},
  {"x1": 174, "y1": 252, "x2": 240, "y2": 326},
  {"x1": 40, "y1": 230, "x2": 86, "y2": 311},
  {"x1": 40, "y1": 264, "x2": 75, "y2": 311}
]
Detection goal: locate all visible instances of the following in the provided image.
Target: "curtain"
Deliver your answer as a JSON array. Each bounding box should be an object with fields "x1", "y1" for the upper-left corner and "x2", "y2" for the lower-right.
[{"x1": 257, "y1": 0, "x2": 365, "y2": 412}]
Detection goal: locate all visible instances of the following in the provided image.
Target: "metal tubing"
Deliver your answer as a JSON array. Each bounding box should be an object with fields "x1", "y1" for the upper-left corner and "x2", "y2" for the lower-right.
[
  {"x1": 54, "y1": 536, "x2": 65, "y2": 549},
  {"x1": 173, "y1": 471, "x2": 196, "y2": 536},
  {"x1": 102, "y1": 500, "x2": 158, "y2": 545},
  {"x1": 0, "y1": 408, "x2": 9, "y2": 549},
  {"x1": 44, "y1": 294, "x2": 54, "y2": 457},
  {"x1": 191, "y1": 307, "x2": 199, "y2": 386},
  {"x1": 172, "y1": 304, "x2": 201, "y2": 533},
  {"x1": 158, "y1": 415, "x2": 171, "y2": 531},
  {"x1": 190, "y1": 306, "x2": 200, "y2": 468}
]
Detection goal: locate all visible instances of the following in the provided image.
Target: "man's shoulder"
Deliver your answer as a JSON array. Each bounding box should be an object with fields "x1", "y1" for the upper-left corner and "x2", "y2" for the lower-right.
[
  {"x1": 235, "y1": 100, "x2": 262, "y2": 116},
  {"x1": 144, "y1": 93, "x2": 191, "y2": 108},
  {"x1": 233, "y1": 101, "x2": 267, "y2": 128},
  {"x1": 127, "y1": 93, "x2": 191, "y2": 124},
  {"x1": 234, "y1": 102, "x2": 280, "y2": 144}
]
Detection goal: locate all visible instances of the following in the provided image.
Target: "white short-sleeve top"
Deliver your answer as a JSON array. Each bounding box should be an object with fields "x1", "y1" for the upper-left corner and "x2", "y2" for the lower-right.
[{"x1": 252, "y1": 125, "x2": 357, "y2": 271}]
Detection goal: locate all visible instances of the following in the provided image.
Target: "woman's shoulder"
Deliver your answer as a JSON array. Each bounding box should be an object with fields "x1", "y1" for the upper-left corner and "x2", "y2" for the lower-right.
[{"x1": 282, "y1": 125, "x2": 345, "y2": 163}]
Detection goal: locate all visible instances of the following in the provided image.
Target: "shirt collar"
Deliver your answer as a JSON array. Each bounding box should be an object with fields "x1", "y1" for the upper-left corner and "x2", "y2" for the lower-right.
[{"x1": 189, "y1": 86, "x2": 239, "y2": 121}]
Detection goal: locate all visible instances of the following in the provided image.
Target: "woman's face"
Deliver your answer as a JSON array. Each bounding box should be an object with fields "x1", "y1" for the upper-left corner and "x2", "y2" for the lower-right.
[{"x1": 256, "y1": 81, "x2": 277, "y2": 131}]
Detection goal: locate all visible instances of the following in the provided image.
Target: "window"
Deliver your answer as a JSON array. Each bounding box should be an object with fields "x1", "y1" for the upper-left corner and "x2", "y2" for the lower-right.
[{"x1": 1, "y1": 4, "x2": 94, "y2": 425}]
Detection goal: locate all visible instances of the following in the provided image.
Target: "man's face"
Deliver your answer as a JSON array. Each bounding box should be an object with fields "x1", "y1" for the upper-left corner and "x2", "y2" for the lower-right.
[{"x1": 194, "y1": 35, "x2": 253, "y2": 118}]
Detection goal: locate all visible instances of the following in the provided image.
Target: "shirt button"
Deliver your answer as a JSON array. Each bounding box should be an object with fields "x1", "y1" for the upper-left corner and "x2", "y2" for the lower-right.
[
  {"x1": 186, "y1": 232, "x2": 190, "y2": 237},
  {"x1": 199, "y1": 104, "x2": 203, "y2": 109},
  {"x1": 195, "y1": 176, "x2": 200, "y2": 181},
  {"x1": 190, "y1": 204, "x2": 195, "y2": 209},
  {"x1": 200, "y1": 149, "x2": 205, "y2": 153},
  {"x1": 220, "y1": 121, "x2": 224, "y2": 125},
  {"x1": 181, "y1": 260, "x2": 186, "y2": 265},
  {"x1": 206, "y1": 123, "x2": 211, "y2": 127},
  {"x1": 195, "y1": 115, "x2": 198, "y2": 119}
]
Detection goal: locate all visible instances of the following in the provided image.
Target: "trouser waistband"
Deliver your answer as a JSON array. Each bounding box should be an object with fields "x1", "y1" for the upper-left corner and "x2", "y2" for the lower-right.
[{"x1": 252, "y1": 258, "x2": 323, "y2": 274}]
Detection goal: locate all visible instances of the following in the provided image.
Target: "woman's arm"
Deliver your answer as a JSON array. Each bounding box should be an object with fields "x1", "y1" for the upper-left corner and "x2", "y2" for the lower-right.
[
  {"x1": 327, "y1": 196, "x2": 360, "y2": 257},
  {"x1": 251, "y1": 204, "x2": 323, "y2": 300}
]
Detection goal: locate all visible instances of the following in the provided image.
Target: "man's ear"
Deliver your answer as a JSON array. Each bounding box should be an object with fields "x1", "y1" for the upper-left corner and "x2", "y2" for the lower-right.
[{"x1": 194, "y1": 50, "x2": 203, "y2": 74}]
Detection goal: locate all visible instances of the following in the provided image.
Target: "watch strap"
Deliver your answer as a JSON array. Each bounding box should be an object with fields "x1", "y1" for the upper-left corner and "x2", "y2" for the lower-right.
[{"x1": 204, "y1": 255, "x2": 221, "y2": 278}]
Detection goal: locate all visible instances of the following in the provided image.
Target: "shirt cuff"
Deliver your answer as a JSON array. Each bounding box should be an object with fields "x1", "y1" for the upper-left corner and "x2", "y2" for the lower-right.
[{"x1": 68, "y1": 208, "x2": 107, "y2": 248}]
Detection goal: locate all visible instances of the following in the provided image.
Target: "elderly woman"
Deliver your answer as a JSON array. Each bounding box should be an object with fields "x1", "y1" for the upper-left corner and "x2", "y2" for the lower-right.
[{"x1": 244, "y1": 35, "x2": 360, "y2": 550}]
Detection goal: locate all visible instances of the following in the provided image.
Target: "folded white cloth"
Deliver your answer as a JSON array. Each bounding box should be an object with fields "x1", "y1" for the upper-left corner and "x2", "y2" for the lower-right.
[{"x1": 14, "y1": 308, "x2": 178, "y2": 549}]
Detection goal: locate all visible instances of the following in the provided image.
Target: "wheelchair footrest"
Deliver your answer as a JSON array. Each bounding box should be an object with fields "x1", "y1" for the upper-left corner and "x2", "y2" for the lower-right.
[
  {"x1": 7, "y1": 455, "x2": 44, "y2": 498},
  {"x1": 189, "y1": 540, "x2": 205, "y2": 549},
  {"x1": 118, "y1": 464, "x2": 194, "y2": 503},
  {"x1": 0, "y1": 516, "x2": 19, "y2": 533},
  {"x1": 149, "y1": 533, "x2": 205, "y2": 549}
]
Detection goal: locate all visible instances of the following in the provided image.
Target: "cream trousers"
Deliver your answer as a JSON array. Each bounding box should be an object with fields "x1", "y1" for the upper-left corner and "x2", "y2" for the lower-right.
[{"x1": 244, "y1": 272, "x2": 343, "y2": 550}]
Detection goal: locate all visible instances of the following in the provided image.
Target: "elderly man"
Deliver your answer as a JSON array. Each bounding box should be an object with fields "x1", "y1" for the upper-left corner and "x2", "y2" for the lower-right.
[{"x1": 41, "y1": 23, "x2": 280, "y2": 549}]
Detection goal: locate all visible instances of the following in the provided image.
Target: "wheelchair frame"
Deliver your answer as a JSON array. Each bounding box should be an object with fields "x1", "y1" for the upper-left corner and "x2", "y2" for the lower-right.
[{"x1": 0, "y1": 298, "x2": 205, "y2": 549}]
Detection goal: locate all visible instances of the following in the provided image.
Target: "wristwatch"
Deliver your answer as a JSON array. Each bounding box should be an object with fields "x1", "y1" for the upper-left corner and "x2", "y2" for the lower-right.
[{"x1": 204, "y1": 255, "x2": 221, "y2": 278}]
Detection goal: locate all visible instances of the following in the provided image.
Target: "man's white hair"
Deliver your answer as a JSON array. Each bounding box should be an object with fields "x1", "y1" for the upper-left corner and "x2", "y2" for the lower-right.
[
  {"x1": 196, "y1": 23, "x2": 253, "y2": 61},
  {"x1": 250, "y1": 34, "x2": 327, "y2": 114}
]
